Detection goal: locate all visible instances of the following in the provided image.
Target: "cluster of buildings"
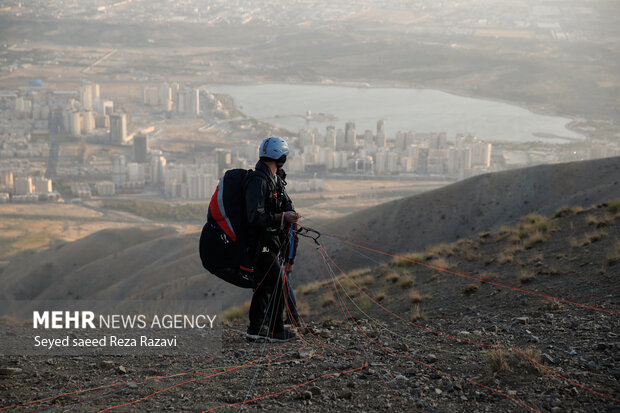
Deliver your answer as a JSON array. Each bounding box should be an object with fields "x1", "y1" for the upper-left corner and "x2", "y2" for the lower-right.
[
  {"x1": 143, "y1": 83, "x2": 200, "y2": 116},
  {"x1": 0, "y1": 0, "x2": 609, "y2": 43},
  {"x1": 281, "y1": 120, "x2": 493, "y2": 178},
  {"x1": 64, "y1": 131, "x2": 218, "y2": 201},
  {"x1": 0, "y1": 171, "x2": 58, "y2": 202}
]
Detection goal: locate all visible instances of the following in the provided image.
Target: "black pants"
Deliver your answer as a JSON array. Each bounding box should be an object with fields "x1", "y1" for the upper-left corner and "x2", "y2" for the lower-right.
[{"x1": 249, "y1": 251, "x2": 285, "y2": 332}]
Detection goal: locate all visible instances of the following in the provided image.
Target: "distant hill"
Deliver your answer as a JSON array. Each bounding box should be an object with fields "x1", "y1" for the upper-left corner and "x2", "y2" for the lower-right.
[
  {"x1": 296, "y1": 156, "x2": 620, "y2": 278},
  {"x1": 0, "y1": 157, "x2": 618, "y2": 313},
  {"x1": 0, "y1": 227, "x2": 250, "y2": 313}
]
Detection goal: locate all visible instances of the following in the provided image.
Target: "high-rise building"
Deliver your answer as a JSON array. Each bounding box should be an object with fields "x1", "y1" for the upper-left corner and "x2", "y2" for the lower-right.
[
  {"x1": 94, "y1": 99, "x2": 114, "y2": 116},
  {"x1": 80, "y1": 85, "x2": 93, "y2": 110},
  {"x1": 417, "y1": 148, "x2": 429, "y2": 175},
  {"x1": 14, "y1": 177, "x2": 33, "y2": 195},
  {"x1": 336, "y1": 129, "x2": 345, "y2": 150},
  {"x1": 151, "y1": 155, "x2": 167, "y2": 185},
  {"x1": 82, "y1": 111, "x2": 96, "y2": 134},
  {"x1": 177, "y1": 87, "x2": 200, "y2": 116},
  {"x1": 112, "y1": 155, "x2": 127, "y2": 187},
  {"x1": 363, "y1": 130, "x2": 373, "y2": 147},
  {"x1": 472, "y1": 142, "x2": 492, "y2": 168},
  {"x1": 68, "y1": 111, "x2": 81, "y2": 136},
  {"x1": 159, "y1": 83, "x2": 172, "y2": 111},
  {"x1": 109, "y1": 113, "x2": 127, "y2": 144},
  {"x1": 133, "y1": 133, "x2": 149, "y2": 163},
  {"x1": 325, "y1": 126, "x2": 336, "y2": 149},
  {"x1": 95, "y1": 181, "x2": 115, "y2": 196},
  {"x1": 143, "y1": 86, "x2": 159, "y2": 106},
  {"x1": 33, "y1": 177, "x2": 52, "y2": 193},
  {"x1": 345, "y1": 122, "x2": 357, "y2": 150},
  {"x1": 376, "y1": 120, "x2": 386, "y2": 148},
  {"x1": 1, "y1": 171, "x2": 14, "y2": 190}
]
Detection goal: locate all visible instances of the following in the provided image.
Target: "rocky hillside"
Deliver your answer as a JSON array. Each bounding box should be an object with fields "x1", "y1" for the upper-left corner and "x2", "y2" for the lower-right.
[
  {"x1": 1, "y1": 201, "x2": 617, "y2": 412},
  {"x1": 296, "y1": 156, "x2": 620, "y2": 280}
]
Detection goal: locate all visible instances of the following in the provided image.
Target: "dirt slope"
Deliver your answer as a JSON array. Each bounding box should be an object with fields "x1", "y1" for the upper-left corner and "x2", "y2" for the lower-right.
[{"x1": 296, "y1": 156, "x2": 620, "y2": 280}]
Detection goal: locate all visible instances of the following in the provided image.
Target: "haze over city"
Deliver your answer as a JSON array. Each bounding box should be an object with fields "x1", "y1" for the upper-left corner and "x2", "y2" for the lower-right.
[{"x1": 0, "y1": 2, "x2": 618, "y2": 411}]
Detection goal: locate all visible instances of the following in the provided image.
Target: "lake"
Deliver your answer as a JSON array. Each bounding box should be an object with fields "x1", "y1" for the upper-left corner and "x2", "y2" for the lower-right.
[{"x1": 207, "y1": 83, "x2": 584, "y2": 143}]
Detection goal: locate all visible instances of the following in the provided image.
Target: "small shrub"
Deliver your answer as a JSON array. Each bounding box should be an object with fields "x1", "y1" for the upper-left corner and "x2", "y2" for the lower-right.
[
  {"x1": 479, "y1": 271, "x2": 497, "y2": 283},
  {"x1": 586, "y1": 214, "x2": 612, "y2": 228},
  {"x1": 409, "y1": 289, "x2": 422, "y2": 303},
  {"x1": 386, "y1": 272, "x2": 400, "y2": 283},
  {"x1": 606, "y1": 199, "x2": 620, "y2": 214},
  {"x1": 463, "y1": 250, "x2": 480, "y2": 262},
  {"x1": 463, "y1": 283, "x2": 479, "y2": 294},
  {"x1": 426, "y1": 243, "x2": 456, "y2": 258},
  {"x1": 519, "y1": 271, "x2": 535, "y2": 284},
  {"x1": 410, "y1": 304, "x2": 426, "y2": 322},
  {"x1": 375, "y1": 291, "x2": 386, "y2": 302},
  {"x1": 487, "y1": 349, "x2": 509, "y2": 373},
  {"x1": 398, "y1": 276, "x2": 414, "y2": 289},
  {"x1": 522, "y1": 347, "x2": 547, "y2": 376},
  {"x1": 523, "y1": 230, "x2": 545, "y2": 249},
  {"x1": 428, "y1": 257, "x2": 452, "y2": 270},
  {"x1": 497, "y1": 253, "x2": 513, "y2": 265},
  {"x1": 569, "y1": 237, "x2": 579, "y2": 248}
]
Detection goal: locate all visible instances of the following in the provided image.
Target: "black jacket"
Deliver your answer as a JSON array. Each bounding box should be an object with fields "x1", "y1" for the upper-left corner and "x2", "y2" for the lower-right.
[{"x1": 244, "y1": 161, "x2": 297, "y2": 262}]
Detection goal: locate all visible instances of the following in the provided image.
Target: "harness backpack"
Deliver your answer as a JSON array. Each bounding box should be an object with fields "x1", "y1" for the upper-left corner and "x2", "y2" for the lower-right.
[{"x1": 199, "y1": 169, "x2": 257, "y2": 288}]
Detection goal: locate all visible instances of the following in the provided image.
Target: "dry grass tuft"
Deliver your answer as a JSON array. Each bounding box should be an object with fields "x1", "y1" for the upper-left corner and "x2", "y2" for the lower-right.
[
  {"x1": 222, "y1": 301, "x2": 251, "y2": 321},
  {"x1": 493, "y1": 226, "x2": 513, "y2": 242},
  {"x1": 410, "y1": 304, "x2": 427, "y2": 322},
  {"x1": 398, "y1": 276, "x2": 414, "y2": 289},
  {"x1": 428, "y1": 257, "x2": 452, "y2": 270},
  {"x1": 552, "y1": 205, "x2": 583, "y2": 218},
  {"x1": 586, "y1": 213, "x2": 613, "y2": 228},
  {"x1": 497, "y1": 245, "x2": 523, "y2": 264},
  {"x1": 426, "y1": 243, "x2": 457, "y2": 258},
  {"x1": 408, "y1": 289, "x2": 422, "y2": 303},
  {"x1": 607, "y1": 240, "x2": 620, "y2": 266},
  {"x1": 519, "y1": 270, "x2": 536, "y2": 284},
  {"x1": 375, "y1": 291, "x2": 386, "y2": 302},
  {"x1": 606, "y1": 199, "x2": 620, "y2": 215},
  {"x1": 357, "y1": 274, "x2": 376, "y2": 286},
  {"x1": 523, "y1": 230, "x2": 546, "y2": 249},
  {"x1": 386, "y1": 272, "x2": 401, "y2": 283},
  {"x1": 583, "y1": 231, "x2": 606, "y2": 245},
  {"x1": 479, "y1": 271, "x2": 497, "y2": 283},
  {"x1": 487, "y1": 349, "x2": 510, "y2": 373},
  {"x1": 522, "y1": 347, "x2": 548, "y2": 376},
  {"x1": 463, "y1": 283, "x2": 479, "y2": 294}
]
